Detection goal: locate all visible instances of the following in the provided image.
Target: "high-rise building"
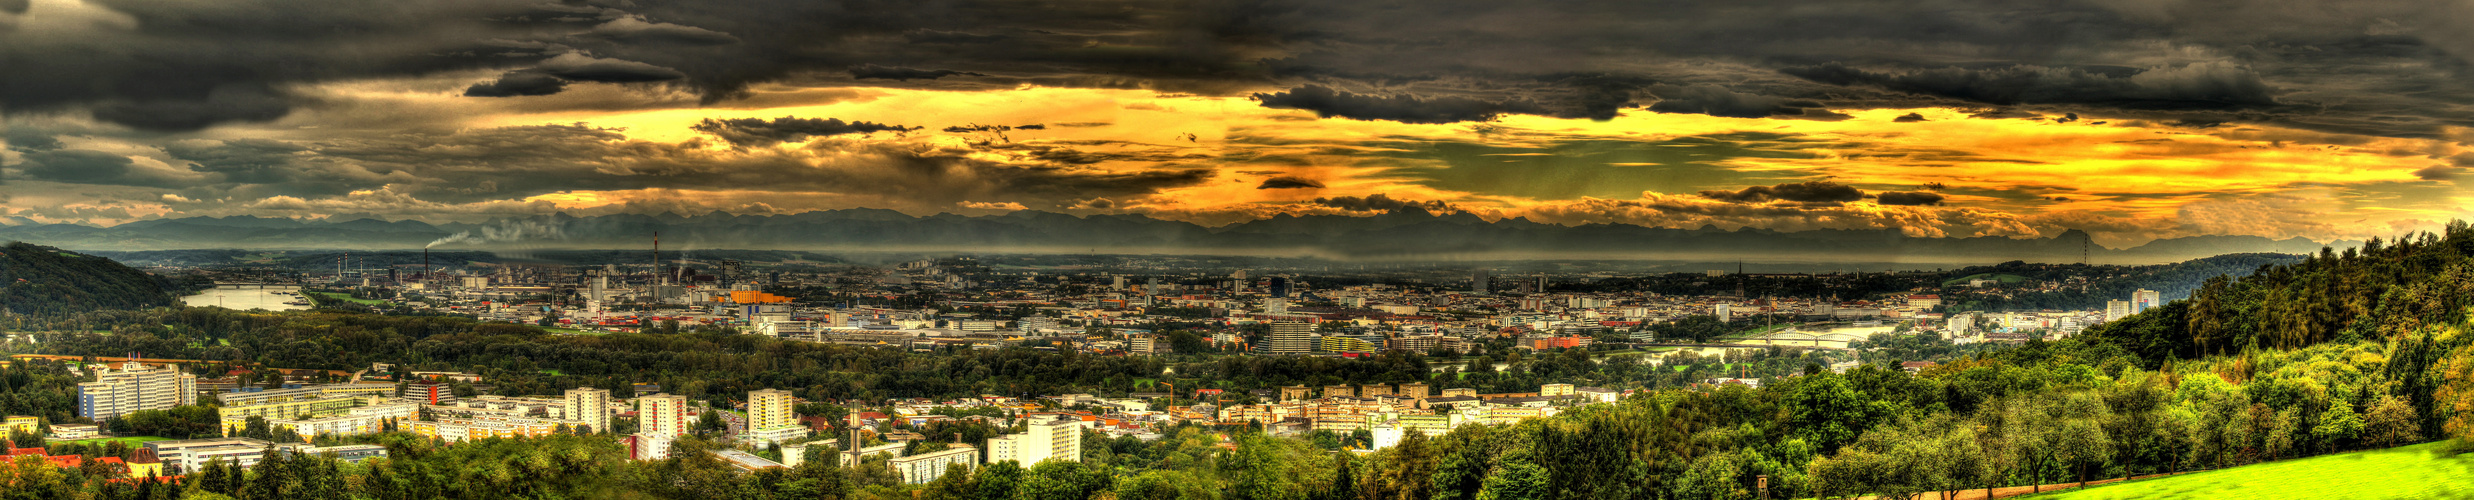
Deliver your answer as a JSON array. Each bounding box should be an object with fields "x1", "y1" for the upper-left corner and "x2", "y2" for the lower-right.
[
  {"x1": 1471, "y1": 269, "x2": 1490, "y2": 295},
  {"x1": 988, "y1": 417, "x2": 1082, "y2": 466},
  {"x1": 1262, "y1": 321, "x2": 1313, "y2": 355},
  {"x1": 79, "y1": 361, "x2": 197, "y2": 422},
  {"x1": 636, "y1": 394, "x2": 688, "y2": 439},
  {"x1": 741, "y1": 389, "x2": 809, "y2": 446},
  {"x1": 1147, "y1": 277, "x2": 1163, "y2": 296},
  {"x1": 2131, "y1": 289, "x2": 2162, "y2": 313},
  {"x1": 1111, "y1": 276, "x2": 1126, "y2": 290},
  {"x1": 2105, "y1": 300, "x2": 2132, "y2": 322},
  {"x1": 632, "y1": 393, "x2": 689, "y2": 460},
  {"x1": 1269, "y1": 277, "x2": 1291, "y2": 298},
  {"x1": 1713, "y1": 303, "x2": 1733, "y2": 320},
  {"x1": 748, "y1": 389, "x2": 793, "y2": 432},
  {"x1": 564, "y1": 388, "x2": 611, "y2": 434}
]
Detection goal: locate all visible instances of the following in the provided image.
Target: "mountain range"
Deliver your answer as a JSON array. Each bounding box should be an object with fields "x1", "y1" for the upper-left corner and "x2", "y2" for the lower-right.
[{"x1": 0, "y1": 208, "x2": 2351, "y2": 264}]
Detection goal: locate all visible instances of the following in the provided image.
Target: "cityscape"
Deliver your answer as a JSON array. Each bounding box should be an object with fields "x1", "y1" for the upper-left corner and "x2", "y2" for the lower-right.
[{"x1": 8, "y1": 0, "x2": 2474, "y2": 499}]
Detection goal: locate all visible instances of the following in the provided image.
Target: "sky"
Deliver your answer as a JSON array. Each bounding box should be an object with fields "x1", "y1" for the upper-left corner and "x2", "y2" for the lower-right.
[{"x1": 4, "y1": 0, "x2": 2473, "y2": 247}]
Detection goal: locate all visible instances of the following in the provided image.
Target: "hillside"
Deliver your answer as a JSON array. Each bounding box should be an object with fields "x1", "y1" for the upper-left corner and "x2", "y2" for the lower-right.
[
  {"x1": 2081, "y1": 222, "x2": 2474, "y2": 363},
  {"x1": 0, "y1": 241, "x2": 180, "y2": 316}
]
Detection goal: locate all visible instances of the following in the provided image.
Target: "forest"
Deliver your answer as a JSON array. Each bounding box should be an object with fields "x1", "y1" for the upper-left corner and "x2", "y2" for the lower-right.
[{"x1": 0, "y1": 242, "x2": 184, "y2": 317}]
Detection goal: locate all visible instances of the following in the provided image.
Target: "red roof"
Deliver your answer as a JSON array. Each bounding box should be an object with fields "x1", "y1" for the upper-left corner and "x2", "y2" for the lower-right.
[
  {"x1": 45, "y1": 455, "x2": 81, "y2": 467},
  {"x1": 6, "y1": 448, "x2": 44, "y2": 456}
]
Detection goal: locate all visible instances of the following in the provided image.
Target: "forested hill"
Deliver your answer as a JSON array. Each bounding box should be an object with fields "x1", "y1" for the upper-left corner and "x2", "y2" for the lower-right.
[
  {"x1": 1954, "y1": 253, "x2": 2305, "y2": 312},
  {"x1": 0, "y1": 241, "x2": 180, "y2": 316},
  {"x1": 2083, "y1": 222, "x2": 2474, "y2": 364}
]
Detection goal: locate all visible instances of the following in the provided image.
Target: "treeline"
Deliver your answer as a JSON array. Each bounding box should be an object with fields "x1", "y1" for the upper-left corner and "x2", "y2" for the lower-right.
[
  {"x1": 1946, "y1": 253, "x2": 2303, "y2": 312},
  {"x1": 0, "y1": 242, "x2": 182, "y2": 316}
]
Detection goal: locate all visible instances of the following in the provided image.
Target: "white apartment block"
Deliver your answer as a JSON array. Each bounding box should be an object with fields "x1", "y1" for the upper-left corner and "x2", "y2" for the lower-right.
[
  {"x1": 988, "y1": 418, "x2": 1081, "y2": 466},
  {"x1": 79, "y1": 361, "x2": 198, "y2": 421}
]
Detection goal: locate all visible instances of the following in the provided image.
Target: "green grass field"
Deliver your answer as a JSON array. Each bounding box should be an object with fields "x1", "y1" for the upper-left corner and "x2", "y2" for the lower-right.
[
  {"x1": 56, "y1": 436, "x2": 171, "y2": 446},
  {"x1": 2029, "y1": 441, "x2": 2474, "y2": 500}
]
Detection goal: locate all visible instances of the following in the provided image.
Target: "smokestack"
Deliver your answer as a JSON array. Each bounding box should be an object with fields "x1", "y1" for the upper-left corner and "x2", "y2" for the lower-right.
[
  {"x1": 422, "y1": 248, "x2": 430, "y2": 285},
  {"x1": 653, "y1": 232, "x2": 662, "y2": 286}
]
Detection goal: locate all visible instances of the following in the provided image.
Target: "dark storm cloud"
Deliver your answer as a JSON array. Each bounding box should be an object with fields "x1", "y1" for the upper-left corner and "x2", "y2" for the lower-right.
[
  {"x1": 1256, "y1": 176, "x2": 1324, "y2": 189},
  {"x1": 2412, "y1": 165, "x2": 2459, "y2": 181},
  {"x1": 1645, "y1": 84, "x2": 1825, "y2": 119},
  {"x1": 14, "y1": 150, "x2": 183, "y2": 188},
  {"x1": 1699, "y1": 181, "x2": 1865, "y2": 204},
  {"x1": 943, "y1": 124, "x2": 1044, "y2": 133},
  {"x1": 463, "y1": 71, "x2": 570, "y2": 97},
  {"x1": 1875, "y1": 191, "x2": 1947, "y2": 206},
  {"x1": 1894, "y1": 113, "x2": 1929, "y2": 123},
  {"x1": 1312, "y1": 194, "x2": 1454, "y2": 213},
  {"x1": 197, "y1": 123, "x2": 1221, "y2": 214},
  {"x1": 581, "y1": 15, "x2": 742, "y2": 46},
  {"x1": 850, "y1": 65, "x2": 988, "y2": 81},
  {"x1": 691, "y1": 117, "x2": 921, "y2": 147},
  {"x1": 3, "y1": 128, "x2": 64, "y2": 152},
  {"x1": 165, "y1": 139, "x2": 313, "y2": 184},
  {"x1": 1781, "y1": 62, "x2": 2277, "y2": 110},
  {"x1": 16, "y1": 0, "x2": 2474, "y2": 137},
  {"x1": 1253, "y1": 85, "x2": 1548, "y2": 124}
]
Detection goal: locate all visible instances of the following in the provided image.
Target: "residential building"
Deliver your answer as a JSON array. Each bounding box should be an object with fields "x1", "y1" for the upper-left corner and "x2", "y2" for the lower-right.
[
  {"x1": 1262, "y1": 322, "x2": 1313, "y2": 355},
  {"x1": 636, "y1": 394, "x2": 689, "y2": 438},
  {"x1": 2132, "y1": 289, "x2": 2162, "y2": 313},
  {"x1": 564, "y1": 388, "x2": 612, "y2": 434},
  {"x1": 1395, "y1": 383, "x2": 1431, "y2": 399},
  {"x1": 49, "y1": 424, "x2": 97, "y2": 440},
  {"x1": 633, "y1": 393, "x2": 690, "y2": 460},
  {"x1": 78, "y1": 361, "x2": 197, "y2": 421},
  {"x1": 4, "y1": 416, "x2": 36, "y2": 436},
  {"x1": 891, "y1": 446, "x2": 979, "y2": 484},
  {"x1": 988, "y1": 417, "x2": 1081, "y2": 466},
  {"x1": 741, "y1": 389, "x2": 809, "y2": 446},
  {"x1": 146, "y1": 438, "x2": 306, "y2": 473},
  {"x1": 223, "y1": 401, "x2": 416, "y2": 439},
  {"x1": 2105, "y1": 300, "x2": 2132, "y2": 322}
]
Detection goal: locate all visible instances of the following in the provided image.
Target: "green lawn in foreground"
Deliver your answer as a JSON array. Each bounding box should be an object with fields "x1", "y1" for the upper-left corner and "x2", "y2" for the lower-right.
[{"x1": 2029, "y1": 441, "x2": 2474, "y2": 500}]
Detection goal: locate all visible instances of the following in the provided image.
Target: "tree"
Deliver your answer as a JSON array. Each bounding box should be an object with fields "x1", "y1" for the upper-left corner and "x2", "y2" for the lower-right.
[
  {"x1": 2311, "y1": 399, "x2": 2365, "y2": 453},
  {"x1": 1785, "y1": 374, "x2": 1874, "y2": 453},
  {"x1": 2364, "y1": 394, "x2": 2420, "y2": 449},
  {"x1": 1475, "y1": 452, "x2": 1548, "y2": 500},
  {"x1": 1019, "y1": 459, "x2": 1110, "y2": 500}
]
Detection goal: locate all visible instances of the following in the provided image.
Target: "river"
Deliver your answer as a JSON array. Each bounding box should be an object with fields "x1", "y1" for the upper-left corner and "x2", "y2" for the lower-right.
[{"x1": 182, "y1": 286, "x2": 313, "y2": 311}]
